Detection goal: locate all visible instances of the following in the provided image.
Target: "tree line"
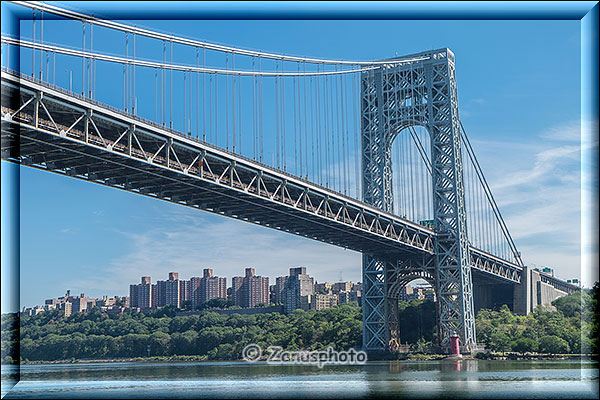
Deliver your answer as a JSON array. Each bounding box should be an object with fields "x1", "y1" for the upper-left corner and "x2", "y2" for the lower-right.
[
  {"x1": 1, "y1": 283, "x2": 597, "y2": 363},
  {"x1": 2, "y1": 303, "x2": 362, "y2": 362}
]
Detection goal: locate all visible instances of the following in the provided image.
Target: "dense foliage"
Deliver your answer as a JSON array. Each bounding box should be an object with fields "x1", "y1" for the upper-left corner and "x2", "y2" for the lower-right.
[
  {"x1": 3, "y1": 304, "x2": 362, "y2": 362},
  {"x1": 398, "y1": 298, "x2": 437, "y2": 344},
  {"x1": 2, "y1": 284, "x2": 597, "y2": 363},
  {"x1": 476, "y1": 284, "x2": 598, "y2": 355}
]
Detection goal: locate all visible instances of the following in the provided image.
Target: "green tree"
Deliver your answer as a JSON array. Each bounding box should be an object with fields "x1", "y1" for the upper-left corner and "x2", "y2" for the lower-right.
[
  {"x1": 511, "y1": 337, "x2": 537, "y2": 354},
  {"x1": 488, "y1": 332, "x2": 511, "y2": 354},
  {"x1": 149, "y1": 331, "x2": 170, "y2": 356},
  {"x1": 538, "y1": 335, "x2": 570, "y2": 354}
]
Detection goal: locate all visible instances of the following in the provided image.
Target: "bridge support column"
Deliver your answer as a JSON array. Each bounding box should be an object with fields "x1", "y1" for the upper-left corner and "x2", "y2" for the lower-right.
[
  {"x1": 513, "y1": 266, "x2": 532, "y2": 315},
  {"x1": 361, "y1": 48, "x2": 476, "y2": 353},
  {"x1": 362, "y1": 255, "x2": 388, "y2": 351}
]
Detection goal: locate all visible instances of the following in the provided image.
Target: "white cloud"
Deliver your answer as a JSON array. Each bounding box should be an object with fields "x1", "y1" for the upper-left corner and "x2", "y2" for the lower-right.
[
  {"x1": 470, "y1": 120, "x2": 591, "y2": 284},
  {"x1": 66, "y1": 207, "x2": 362, "y2": 295},
  {"x1": 539, "y1": 120, "x2": 581, "y2": 142}
]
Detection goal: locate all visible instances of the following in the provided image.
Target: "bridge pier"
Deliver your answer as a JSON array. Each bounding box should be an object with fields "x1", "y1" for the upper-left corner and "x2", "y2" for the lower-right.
[
  {"x1": 513, "y1": 266, "x2": 569, "y2": 315},
  {"x1": 361, "y1": 48, "x2": 476, "y2": 354}
]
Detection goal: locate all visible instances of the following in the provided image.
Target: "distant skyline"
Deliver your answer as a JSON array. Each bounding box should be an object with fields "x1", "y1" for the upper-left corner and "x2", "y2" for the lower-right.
[
  {"x1": 25, "y1": 262, "x2": 367, "y2": 309},
  {"x1": 1, "y1": 2, "x2": 595, "y2": 311}
]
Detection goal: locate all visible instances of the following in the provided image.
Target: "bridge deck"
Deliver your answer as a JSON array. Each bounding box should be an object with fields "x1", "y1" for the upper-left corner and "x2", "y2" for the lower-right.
[{"x1": 2, "y1": 69, "x2": 576, "y2": 289}]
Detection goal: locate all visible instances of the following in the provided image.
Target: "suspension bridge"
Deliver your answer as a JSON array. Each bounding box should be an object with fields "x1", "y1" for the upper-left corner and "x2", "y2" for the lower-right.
[{"x1": 1, "y1": 2, "x2": 579, "y2": 353}]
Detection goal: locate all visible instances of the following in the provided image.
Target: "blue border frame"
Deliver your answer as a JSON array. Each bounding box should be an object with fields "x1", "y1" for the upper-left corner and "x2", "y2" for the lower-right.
[{"x1": 1, "y1": 1, "x2": 598, "y2": 395}]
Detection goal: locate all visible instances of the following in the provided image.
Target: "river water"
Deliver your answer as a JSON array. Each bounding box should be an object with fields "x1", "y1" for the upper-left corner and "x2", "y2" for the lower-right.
[{"x1": 2, "y1": 359, "x2": 598, "y2": 399}]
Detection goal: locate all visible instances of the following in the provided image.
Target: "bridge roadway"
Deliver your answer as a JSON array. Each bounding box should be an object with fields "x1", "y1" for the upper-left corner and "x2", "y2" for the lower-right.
[{"x1": 0, "y1": 70, "x2": 578, "y2": 293}]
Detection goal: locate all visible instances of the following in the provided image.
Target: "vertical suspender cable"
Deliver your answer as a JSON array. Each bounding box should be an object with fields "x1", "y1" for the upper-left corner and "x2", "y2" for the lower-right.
[
  {"x1": 281, "y1": 60, "x2": 286, "y2": 172},
  {"x1": 209, "y1": 73, "x2": 213, "y2": 143},
  {"x1": 89, "y1": 22, "x2": 92, "y2": 98},
  {"x1": 232, "y1": 53, "x2": 236, "y2": 152},
  {"x1": 45, "y1": 52, "x2": 49, "y2": 84},
  {"x1": 338, "y1": 67, "x2": 345, "y2": 194},
  {"x1": 132, "y1": 33, "x2": 136, "y2": 113},
  {"x1": 310, "y1": 70, "x2": 315, "y2": 180},
  {"x1": 393, "y1": 133, "x2": 399, "y2": 215},
  {"x1": 189, "y1": 67, "x2": 192, "y2": 134},
  {"x1": 410, "y1": 133, "x2": 416, "y2": 221},
  {"x1": 335, "y1": 66, "x2": 341, "y2": 192},
  {"x1": 124, "y1": 33, "x2": 128, "y2": 111},
  {"x1": 275, "y1": 61, "x2": 280, "y2": 169},
  {"x1": 324, "y1": 70, "x2": 330, "y2": 188},
  {"x1": 318, "y1": 66, "x2": 323, "y2": 185},
  {"x1": 238, "y1": 68, "x2": 242, "y2": 155},
  {"x1": 196, "y1": 48, "x2": 199, "y2": 138},
  {"x1": 303, "y1": 62, "x2": 308, "y2": 179},
  {"x1": 316, "y1": 64, "x2": 322, "y2": 185},
  {"x1": 293, "y1": 66, "x2": 298, "y2": 175},
  {"x1": 170, "y1": 41, "x2": 173, "y2": 129},
  {"x1": 420, "y1": 131, "x2": 425, "y2": 220},
  {"x1": 91, "y1": 24, "x2": 94, "y2": 99},
  {"x1": 341, "y1": 70, "x2": 348, "y2": 195},
  {"x1": 215, "y1": 72, "x2": 219, "y2": 146},
  {"x1": 203, "y1": 48, "x2": 206, "y2": 141},
  {"x1": 259, "y1": 57, "x2": 264, "y2": 163},
  {"x1": 252, "y1": 57, "x2": 257, "y2": 159},
  {"x1": 353, "y1": 67, "x2": 359, "y2": 200},
  {"x1": 82, "y1": 22, "x2": 85, "y2": 96},
  {"x1": 298, "y1": 63, "x2": 302, "y2": 177},
  {"x1": 225, "y1": 53, "x2": 229, "y2": 150},
  {"x1": 32, "y1": 11, "x2": 35, "y2": 78},
  {"x1": 184, "y1": 71, "x2": 186, "y2": 132},
  {"x1": 162, "y1": 41, "x2": 165, "y2": 126},
  {"x1": 40, "y1": 11, "x2": 43, "y2": 80},
  {"x1": 466, "y1": 157, "x2": 472, "y2": 242},
  {"x1": 332, "y1": 68, "x2": 338, "y2": 191}
]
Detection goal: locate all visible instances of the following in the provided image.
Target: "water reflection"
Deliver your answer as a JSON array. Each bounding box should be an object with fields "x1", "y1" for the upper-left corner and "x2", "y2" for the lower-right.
[{"x1": 2, "y1": 360, "x2": 598, "y2": 399}]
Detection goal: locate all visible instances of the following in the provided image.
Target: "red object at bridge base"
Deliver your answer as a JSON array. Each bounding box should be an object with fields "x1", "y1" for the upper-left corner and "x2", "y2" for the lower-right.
[{"x1": 450, "y1": 333, "x2": 461, "y2": 356}]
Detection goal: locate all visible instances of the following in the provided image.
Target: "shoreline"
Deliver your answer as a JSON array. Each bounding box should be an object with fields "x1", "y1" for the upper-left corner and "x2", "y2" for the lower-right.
[{"x1": 7, "y1": 353, "x2": 596, "y2": 366}]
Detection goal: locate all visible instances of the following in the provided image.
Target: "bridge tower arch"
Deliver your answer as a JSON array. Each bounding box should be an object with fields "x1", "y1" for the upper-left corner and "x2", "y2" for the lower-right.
[{"x1": 361, "y1": 48, "x2": 476, "y2": 353}]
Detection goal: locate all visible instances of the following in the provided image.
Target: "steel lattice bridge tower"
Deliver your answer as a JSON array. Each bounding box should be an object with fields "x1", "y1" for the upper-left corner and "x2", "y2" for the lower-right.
[
  {"x1": 1, "y1": 1, "x2": 580, "y2": 355},
  {"x1": 361, "y1": 49, "x2": 475, "y2": 352}
]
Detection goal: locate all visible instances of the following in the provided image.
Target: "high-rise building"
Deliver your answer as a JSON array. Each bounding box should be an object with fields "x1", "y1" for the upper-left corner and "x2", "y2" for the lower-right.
[
  {"x1": 165, "y1": 276, "x2": 180, "y2": 308},
  {"x1": 153, "y1": 272, "x2": 180, "y2": 308},
  {"x1": 284, "y1": 267, "x2": 314, "y2": 313},
  {"x1": 273, "y1": 276, "x2": 288, "y2": 303},
  {"x1": 130, "y1": 276, "x2": 153, "y2": 309},
  {"x1": 333, "y1": 282, "x2": 352, "y2": 293},
  {"x1": 312, "y1": 293, "x2": 338, "y2": 310},
  {"x1": 179, "y1": 279, "x2": 192, "y2": 307},
  {"x1": 63, "y1": 301, "x2": 72, "y2": 317},
  {"x1": 129, "y1": 284, "x2": 138, "y2": 308},
  {"x1": 151, "y1": 284, "x2": 159, "y2": 307},
  {"x1": 200, "y1": 268, "x2": 227, "y2": 304},
  {"x1": 231, "y1": 268, "x2": 269, "y2": 308},
  {"x1": 315, "y1": 282, "x2": 333, "y2": 294},
  {"x1": 190, "y1": 276, "x2": 202, "y2": 309}
]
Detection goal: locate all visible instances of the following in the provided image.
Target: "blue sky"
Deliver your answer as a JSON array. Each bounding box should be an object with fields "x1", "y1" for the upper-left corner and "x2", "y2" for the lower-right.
[{"x1": 1, "y1": 2, "x2": 594, "y2": 310}]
